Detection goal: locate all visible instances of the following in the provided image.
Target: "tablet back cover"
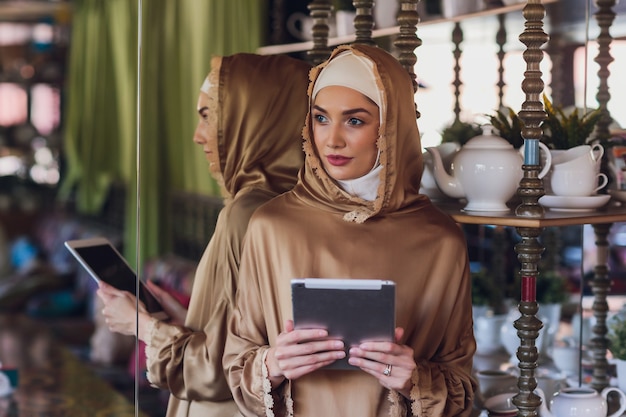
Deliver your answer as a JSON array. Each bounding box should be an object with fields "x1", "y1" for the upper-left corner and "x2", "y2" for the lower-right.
[{"x1": 291, "y1": 278, "x2": 396, "y2": 370}]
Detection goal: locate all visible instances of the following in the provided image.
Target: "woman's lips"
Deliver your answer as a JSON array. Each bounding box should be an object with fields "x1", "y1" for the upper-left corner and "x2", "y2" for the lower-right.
[{"x1": 326, "y1": 155, "x2": 351, "y2": 166}]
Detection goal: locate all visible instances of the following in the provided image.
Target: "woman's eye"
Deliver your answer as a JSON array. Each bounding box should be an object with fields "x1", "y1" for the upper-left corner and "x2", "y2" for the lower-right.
[
  {"x1": 348, "y1": 117, "x2": 363, "y2": 126},
  {"x1": 314, "y1": 114, "x2": 328, "y2": 123}
]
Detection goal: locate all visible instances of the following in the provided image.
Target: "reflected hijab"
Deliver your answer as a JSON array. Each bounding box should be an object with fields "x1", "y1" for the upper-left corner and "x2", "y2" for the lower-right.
[{"x1": 205, "y1": 53, "x2": 310, "y2": 201}]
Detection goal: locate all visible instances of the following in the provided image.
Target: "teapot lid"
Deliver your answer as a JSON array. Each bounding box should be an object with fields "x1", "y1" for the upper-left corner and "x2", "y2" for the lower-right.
[{"x1": 463, "y1": 125, "x2": 513, "y2": 150}]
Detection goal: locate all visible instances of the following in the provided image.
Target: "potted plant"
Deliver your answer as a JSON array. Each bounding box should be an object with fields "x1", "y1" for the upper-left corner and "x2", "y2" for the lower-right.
[
  {"x1": 541, "y1": 94, "x2": 603, "y2": 150},
  {"x1": 440, "y1": 119, "x2": 483, "y2": 146},
  {"x1": 487, "y1": 96, "x2": 603, "y2": 151},
  {"x1": 608, "y1": 312, "x2": 626, "y2": 391},
  {"x1": 486, "y1": 106, "x2": 525, "y2": 149},
  {"x1": 332, "y1": 0, "x2": 356, "y2": 11},
  {"x1": 472, "y1": 267, "x2": 510, "y2": 316},
  {"x1": 472, "y1": 267, "x2": 509, "y2": 356}
]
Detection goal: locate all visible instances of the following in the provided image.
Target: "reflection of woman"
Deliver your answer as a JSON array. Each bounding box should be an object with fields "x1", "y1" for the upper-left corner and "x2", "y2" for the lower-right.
[
  {"x1": 97, "y1": 53, "x2": 311, "y2": 416},
  {"x1": 224, "y1": 44, "x2": 476, "y2": 417}
]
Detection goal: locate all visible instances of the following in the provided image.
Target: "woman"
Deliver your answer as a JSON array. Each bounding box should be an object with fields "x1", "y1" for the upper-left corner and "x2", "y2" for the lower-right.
[
  {"x1": 224, "y1": 44, "x2": 476, "y2": 417},
  {"x1": 97, "y1": 53, "x2": 311, "y2": 417}
]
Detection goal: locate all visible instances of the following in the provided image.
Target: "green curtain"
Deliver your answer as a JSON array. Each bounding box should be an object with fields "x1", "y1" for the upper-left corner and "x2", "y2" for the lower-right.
[
  {"x1": 61, "y1": 0, "x2": 267, "y2": 268},
  {"x1": 60, "y1": 0, "x2": 138, "y2": 212}
]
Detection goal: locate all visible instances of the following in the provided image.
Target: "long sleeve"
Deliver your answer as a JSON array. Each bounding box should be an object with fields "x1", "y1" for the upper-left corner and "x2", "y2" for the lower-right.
[
  {"x1": 223, "y1": 229, "x2": 285, "y2": 417},
  {"x1": 145, "y1": 301, "x2": 232, "y2": 402},
  {"x1": 407, "y1": 258, "x2": 477, "y2": 417}
]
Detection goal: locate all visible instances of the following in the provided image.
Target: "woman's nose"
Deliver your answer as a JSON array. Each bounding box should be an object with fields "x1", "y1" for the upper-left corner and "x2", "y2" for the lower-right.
[
  {"x1": 326, "y1": 125, "x2": 345, "y2": 148},
  {"x1": 193, "y1": 121, "x2": 206, "y2": 145}
]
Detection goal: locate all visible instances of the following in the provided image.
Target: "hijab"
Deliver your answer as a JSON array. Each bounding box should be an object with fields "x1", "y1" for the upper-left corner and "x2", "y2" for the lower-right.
[
  {"x1": 206, "y1": 53, "x2": 310, "y2": 202},
  {"x1": 299, "y1": 44, "x2": 425, "y2": 223}
]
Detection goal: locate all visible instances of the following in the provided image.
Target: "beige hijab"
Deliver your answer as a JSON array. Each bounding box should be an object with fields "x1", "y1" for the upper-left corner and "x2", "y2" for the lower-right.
[
  {"x1": 299, "y1": 44, "x2": 425, "y2": 223},
  {"x1": 206, "y1": 53, "x2": 310, "y2": 203}
]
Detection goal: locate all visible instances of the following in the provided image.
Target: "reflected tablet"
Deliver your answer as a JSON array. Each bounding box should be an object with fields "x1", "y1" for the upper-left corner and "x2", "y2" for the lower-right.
[
  {"x1": 65, "y1": 237, "x2": 168, "y2": 320},
  {"x1": 291, "y1": 278, "x2": 396, "y2": 370}
]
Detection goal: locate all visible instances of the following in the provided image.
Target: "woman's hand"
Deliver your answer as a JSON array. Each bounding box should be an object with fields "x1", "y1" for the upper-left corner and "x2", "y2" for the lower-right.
[
  {"x1": 145, "y1": 280, "x2": 187, "y2": 325},
  {"x1": 96, "y1": 281, "x2": 150, "y2": 338},
  {"x1": 265, "y1": 320, "x2": 346, "y2": 387},
  {"x1": 348, "y1": 327, "x2": 416, "y2": 398}
]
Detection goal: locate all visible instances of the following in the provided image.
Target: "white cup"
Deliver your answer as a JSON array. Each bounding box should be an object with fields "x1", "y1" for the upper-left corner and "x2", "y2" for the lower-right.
[
  {"x1": 546, "y1": 144, "x2": 605, "y2": 196},
  {"x1": 475, "y1": 314, "x2": 506, "y2": 355},
  {"x1": 550, "y1": 169, "x2": 608, "y2": 196},
  {"x1": 552, "y1": 143, "x2": 604, "y2": 168},
  {"x1": 551, "y1": 344, "x2": 583, "y2": 376},
  {"x1": 335, "y1": 11, "x2": 355, "y2": 37},
  {"x1": 476, "y1": 369, "x2": 518, "y2": 399}
]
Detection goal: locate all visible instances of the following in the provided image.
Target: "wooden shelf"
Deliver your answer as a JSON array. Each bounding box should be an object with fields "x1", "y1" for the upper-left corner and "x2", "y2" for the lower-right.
[
  {"x1": 435, "y1": 198, "x2": 626, "y2": 228},
  {"x1": 257, "y1": 0, "x2": 559, "y2": 56},
  {"x1": 0, "y1": 1, "x2": 71, "y2": 21}
]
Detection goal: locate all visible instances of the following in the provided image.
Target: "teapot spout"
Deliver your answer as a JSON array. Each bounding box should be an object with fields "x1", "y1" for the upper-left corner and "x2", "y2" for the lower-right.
[
  {"x1": 534, "y1": 388, "x2": 553, "y2": 417},
  {"x1": 425, "y1": 147, "x2": 465, "y2": 199}
]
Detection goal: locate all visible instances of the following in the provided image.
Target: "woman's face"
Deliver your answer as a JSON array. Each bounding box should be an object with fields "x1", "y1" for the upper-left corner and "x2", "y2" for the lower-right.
[
  {"x1": 193, "y1": 89, "x2": 220, "y2": 175},
  {"x1": 312, "y1": 85, "x2": 380, "y2": 181}
]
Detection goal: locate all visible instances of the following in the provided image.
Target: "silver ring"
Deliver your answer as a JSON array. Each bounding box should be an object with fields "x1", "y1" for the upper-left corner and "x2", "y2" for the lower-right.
[{"x1": 383, "y1": 364, "x2": 392, "y2": 376}]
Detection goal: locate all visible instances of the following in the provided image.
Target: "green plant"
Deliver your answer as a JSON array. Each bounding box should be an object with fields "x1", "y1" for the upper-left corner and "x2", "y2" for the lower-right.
[
  {"x1": 440, "y1": 119, "x2": 482, "y2": 146},
  {"x1": 487, "y1": 107, "x2": 525, "y2": 149},
  {"x1": 333, "y1": 0, "x2": 356, "y2": 11},
  {"x1": 542, "y1": 94, "x2": 603, "y2": 150},
  {"x1": 471, "y1": 268, "x2": 506, "y2": 314},
  {"x1": 536, "y1": 270, "x2": 569, "y2": 304},
  {"x1": 487, "y1": 96, "x2": 603, "y2": 151},
  {"x1": 609, "y1": 316, "x2": 626, "y2": 360}
]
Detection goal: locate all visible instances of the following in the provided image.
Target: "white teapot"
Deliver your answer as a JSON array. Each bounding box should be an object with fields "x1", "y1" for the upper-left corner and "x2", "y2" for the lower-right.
[
  {"x1": 425, "y1": 125, "x2": 552, "y2": 211},
  {"x1": 536, "y1": 386, "x2": 626, "y2": 417}
]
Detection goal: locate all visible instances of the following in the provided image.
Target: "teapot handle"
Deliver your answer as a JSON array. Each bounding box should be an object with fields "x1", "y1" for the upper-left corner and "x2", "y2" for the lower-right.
[
  {"x1": 537, "y1": 142, "x2": 552, "y2": 179},
  {"x1": 591, "y1": 143, "x2": 605, "y2": 162},
  {"x1": 518, "y1": 142, "x2": 553, "y2": 179},
  {"x1": 603, "y1": 387, "x2": 626, "y2": 417}
]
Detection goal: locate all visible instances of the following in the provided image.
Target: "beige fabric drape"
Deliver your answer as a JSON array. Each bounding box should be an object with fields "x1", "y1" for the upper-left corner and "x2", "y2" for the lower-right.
[
  {"x1": 146, "y1": 53, "x2": 310, "y2": 417},
  {"x1": 224, "y1": 44, "x2": 477, "y2": 417}
]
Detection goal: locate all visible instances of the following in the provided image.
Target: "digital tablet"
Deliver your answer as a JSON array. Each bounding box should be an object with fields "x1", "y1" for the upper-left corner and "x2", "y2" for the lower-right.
[
  {"x1": 65, "y1": 237, "x2": 168, "y2": 320},
  {"x1": 291, "y1": 278, "x2": 396, "y2": 370}
]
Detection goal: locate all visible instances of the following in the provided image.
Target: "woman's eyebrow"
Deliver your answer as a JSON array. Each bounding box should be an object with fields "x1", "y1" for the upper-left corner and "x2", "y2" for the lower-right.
[{"x1": 312, "y1": 104, "x2": 373, "y2": 116}]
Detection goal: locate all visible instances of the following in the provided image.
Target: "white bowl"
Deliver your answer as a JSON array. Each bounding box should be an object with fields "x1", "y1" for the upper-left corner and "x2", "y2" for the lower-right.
[{"x1": 484, "y1": 392, "x2": 518, "y2": 416}]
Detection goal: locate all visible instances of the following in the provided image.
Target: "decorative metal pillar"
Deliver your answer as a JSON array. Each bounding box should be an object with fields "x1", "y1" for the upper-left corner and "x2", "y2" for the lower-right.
[
  {"x1": 593, "y1": 0, "x2": 616, "y2": 141},
  {"x1": 394, "y1": 0, "x2": 421, "y2": 102},
  {"x1": 589, "y1": 223, "x2": 613, "y2": 391},
  {"x1": 353, "y1": 0, "x2": 376, "y2": 46},
  {"x1": 545, "y1": 33, "x2": 567, "y2": 107},
  {"x1": 513, "y1": 226, "x2": 544, "y2": 417},
  {"x1": 496, "y1": 14, "x2": 507, "y2": 110},
  {"x1": 307, "y1": 0, "x2": 333, "y2": 64},
  {"x1": 513, "y1": 1, "x2": 550, "y2": 416},
  {"x1": 515, "y1": 0, "x2": 548, "y2": 218},
  {"x1": 451, "y1": 22, "x2": 463, "y2": 122},
  {"x1": 269, "y1": 0, "x2": 286, "y2": 45},
  {"x1": 586, "y1": 0, "x2": 617, "y2": 393}
]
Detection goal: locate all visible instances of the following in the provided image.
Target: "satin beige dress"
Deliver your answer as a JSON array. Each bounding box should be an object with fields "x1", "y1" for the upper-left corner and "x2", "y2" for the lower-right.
[
  {"x1": 224, "y1": 45, "x2": 477, "y2": 417},
  {"x1": 144, "y1": 53, "x2": 311, "y2": 417}
]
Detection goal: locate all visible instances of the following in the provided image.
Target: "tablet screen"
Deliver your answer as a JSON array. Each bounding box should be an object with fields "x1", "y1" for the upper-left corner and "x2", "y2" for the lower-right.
[{"x1": 66, "y1": 239, "x2": 166, "y2": 317}]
